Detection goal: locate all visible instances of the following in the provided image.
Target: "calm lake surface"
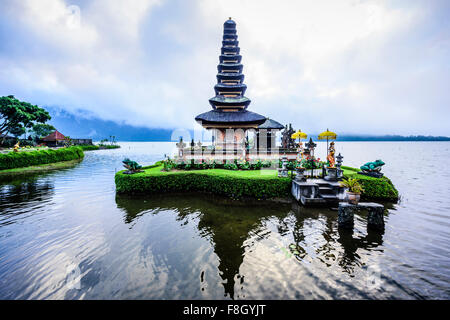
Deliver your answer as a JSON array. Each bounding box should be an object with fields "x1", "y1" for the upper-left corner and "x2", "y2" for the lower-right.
[{"x1": 0, "y1": 141, "x2": 449, "y2": 299}]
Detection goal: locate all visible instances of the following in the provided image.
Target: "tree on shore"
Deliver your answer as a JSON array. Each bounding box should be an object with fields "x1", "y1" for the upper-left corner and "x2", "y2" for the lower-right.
[
  {"x1": 10, "y1": 126, "x2": 26, "y2": 138},
  {"x1": 0, "y1": 95, "x2": 51, "y2": 143},
  {"x1": 31, "y1": 123, "x2": 56, "y2": 139}
]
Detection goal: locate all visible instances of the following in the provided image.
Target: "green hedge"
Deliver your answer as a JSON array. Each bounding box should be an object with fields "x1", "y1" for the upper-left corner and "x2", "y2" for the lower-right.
[
  {"x1": 79, "y1": 144, "x2": 121, "y2": 151},
  {"x1": 79, "y1": 145, "x2": 100, "y2": 151},
  {"x1": 0, "y1": 146, "x2": 84, "y2": 170},
  {"x1": 115, "y1": 163, "x2": 398, "y2": 202},
  {"x1": 115, "y1": 164, "x2": 291, "y2": 200},
  {"x1": 98, "y1": 144, "x2": 120, "y2": 149},
  {"x1": 342, "y1": 166, "x2": 399, "y2": 202}
]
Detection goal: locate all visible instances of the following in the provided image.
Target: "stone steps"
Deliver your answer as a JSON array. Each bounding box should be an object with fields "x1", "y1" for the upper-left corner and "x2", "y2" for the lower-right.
[
  {"x1": 292, "y1": 178, "x2": 345, "y2": 206},
  {"x1": 319, "y1": 186, "x2": 335, "y2": 195},
  {"x1": 320, "y1": 194, "x2": 340, "y2": 202}
]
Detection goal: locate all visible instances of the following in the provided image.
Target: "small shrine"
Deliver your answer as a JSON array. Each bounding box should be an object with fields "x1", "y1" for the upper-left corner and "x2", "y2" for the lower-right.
[
  {"x1": 256, "y1": 118, "x2": 284, "y2": 152},
  {"x1": 281, "y1": 124, "x2": 296, "y2": 150}
]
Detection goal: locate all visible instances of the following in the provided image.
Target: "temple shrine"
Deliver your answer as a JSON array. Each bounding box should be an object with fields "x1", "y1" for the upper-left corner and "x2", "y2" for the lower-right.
[
  {"x1": 120, "y1": 19, "x2": 398, "y2": 210},
  {"x1": 194, "y1": 18, "x2": 284, "y2": 157}
]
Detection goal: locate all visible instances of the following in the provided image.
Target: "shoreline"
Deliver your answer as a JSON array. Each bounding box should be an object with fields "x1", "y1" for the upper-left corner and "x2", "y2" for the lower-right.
[{"x1": 0, "y1": 158, "x2": 83, "y2": 179}]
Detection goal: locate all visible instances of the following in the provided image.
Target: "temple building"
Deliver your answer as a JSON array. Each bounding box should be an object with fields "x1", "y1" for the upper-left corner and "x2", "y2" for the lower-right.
[
  {"x1": 41, "y1": 130, "x2": 66, "y2": 147},
  {"x1": 256, "y1": 118, "x2": 284, "y2": 151},
  {"x1": 195, "y1": 18, "x2": 283, "y2": 151}
]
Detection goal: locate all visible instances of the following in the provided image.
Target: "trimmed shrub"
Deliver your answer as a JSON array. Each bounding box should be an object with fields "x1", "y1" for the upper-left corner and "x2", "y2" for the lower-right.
[
  {"x1": 79, "y1": 144, "x2": 121, "y2": 151},
  {"x1": 115, "y1": 164, "x2": 291, "y2": 200},
  {"x1": 342, "y1": 166, "x2": 399, "y2": 202},
  {"x1": 79, "y1": 145, "x2": 100, "y2": 151},
  {"x1": 98, "y1": 144, "x2": 120, "y2": 149},
  {"x1": 0, "y1": 146, "x2": 84, "y2": 170}
]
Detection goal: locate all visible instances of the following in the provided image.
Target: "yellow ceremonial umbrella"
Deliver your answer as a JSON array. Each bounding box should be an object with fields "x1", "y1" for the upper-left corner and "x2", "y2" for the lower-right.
[
  {"x1": 291, "y1": 130, "x2": 307, "y2": 153},
  {"x1": 318, "y1": 128, "x2": 337, "y2": 154},
  {"x1": 291, "y1": 130, "x2": 307, "y2": 141}
]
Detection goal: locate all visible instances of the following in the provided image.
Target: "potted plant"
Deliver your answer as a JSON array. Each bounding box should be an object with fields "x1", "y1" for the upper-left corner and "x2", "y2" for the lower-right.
[{"x1": 340, "y1": 177, "x2": 364, "y2": 204}]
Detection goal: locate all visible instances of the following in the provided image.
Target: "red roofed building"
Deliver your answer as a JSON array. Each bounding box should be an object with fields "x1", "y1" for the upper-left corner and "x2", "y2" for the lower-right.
[{"x1": 42, "y1": 130, "x2": 66, "y2": 147}]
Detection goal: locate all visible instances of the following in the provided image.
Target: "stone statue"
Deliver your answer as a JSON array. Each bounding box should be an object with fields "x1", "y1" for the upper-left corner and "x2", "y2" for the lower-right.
[
  {"x1": 359, "y1": 159, "x2": 385, "y2": 178},
  {"x1": 296, "y1": 141, "x2": 304, "y2": 162},
  {"x1": 122, "y1": 158, "x2": 143, "y2": 174},
  {"x1": 176, "y1": 137, "x2": 186, "y2": 149},
  {"x1": 305, "y1": 138, "x2": 317, "y2": 158},
  {"x1": 278, "y1": 155, "x2": 289, "y2": 177},
  {"x1": 176, "y1": 137, "x2": 186, "y2": 158},
  {"x1": 327, "y1": 141, "x2": 336, "y2": 168},
  {"x1": 281, "y1": 123, "x2": 295, "y2": 150},
  {"x1": 336, "y1": 153, "x2": 344, "y2": 179}
]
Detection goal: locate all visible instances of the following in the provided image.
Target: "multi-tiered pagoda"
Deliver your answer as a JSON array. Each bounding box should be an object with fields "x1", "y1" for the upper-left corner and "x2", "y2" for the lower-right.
[{"x1": 196, "y1": 18, "x2": 277, "y2": 149}]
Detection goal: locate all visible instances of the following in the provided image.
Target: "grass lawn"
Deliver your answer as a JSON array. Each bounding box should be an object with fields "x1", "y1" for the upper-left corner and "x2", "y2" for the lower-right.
[
  {"x1": 139, "y1": 164, "x2": 279, "y2": 179},
  {"x1": 342, "y1": 166, "x2": 360, "y2": 177}
]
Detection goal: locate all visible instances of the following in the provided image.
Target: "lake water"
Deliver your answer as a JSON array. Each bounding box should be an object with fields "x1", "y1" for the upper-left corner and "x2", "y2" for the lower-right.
[{"x1": 0, "y1": 142, "x2": 449, "y2": 299}]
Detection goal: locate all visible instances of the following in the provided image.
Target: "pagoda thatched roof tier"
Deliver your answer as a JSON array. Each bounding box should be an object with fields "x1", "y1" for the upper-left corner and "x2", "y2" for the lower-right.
[
  {"x1": 217, "y1": 62, "x2": 243, "y2": 71},
  {"x1": 223, "y1": 28, "x2": 237, "y2": 35},
  {"x1": 222, "y1": 40, "x2": 239, "y2": 47},
  {"x1": 224, "y1": 19, "x2": 236, "y2": 27},
  {"x1": 258, "y1": 118, "x2": 284, "y2": 130},
  {"x1": 213, "y1": 84, "x2": 248, "y2": 96},
  {"x1": 221, "y1": 47, "x2": 240, "y2": 55},
  {"x1": 219, "y1": 55, "x2": 242, "y2": 63},
  {"x1": 223, "y1": 34, "x2": 238, "y2": 41},
  {"x1": 209, "y1": 95, "x2": 250, "y2": 109},
  {"x1": 195, "y1": 109, "x2": 266, "y2": 127},
  {"x1": 216, "y1": 73, "x2": 244, "y2": 81}
]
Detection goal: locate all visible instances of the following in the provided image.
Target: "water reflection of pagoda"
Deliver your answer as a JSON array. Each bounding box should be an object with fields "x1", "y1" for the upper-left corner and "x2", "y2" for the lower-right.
[{"x1": 195, "y1": 18, "x2": 284, "y2": 152}]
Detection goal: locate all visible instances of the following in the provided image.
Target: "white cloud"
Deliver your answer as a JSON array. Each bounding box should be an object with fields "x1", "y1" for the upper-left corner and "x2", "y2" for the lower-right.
[{"x1": 0, "y1": 0, "x2": 449, "y2": 135}]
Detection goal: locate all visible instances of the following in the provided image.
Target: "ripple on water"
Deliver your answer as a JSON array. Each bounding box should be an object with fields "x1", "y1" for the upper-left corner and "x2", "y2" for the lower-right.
[{"x1": 0, "y1": 142, "x2": 449, "y2": 299}]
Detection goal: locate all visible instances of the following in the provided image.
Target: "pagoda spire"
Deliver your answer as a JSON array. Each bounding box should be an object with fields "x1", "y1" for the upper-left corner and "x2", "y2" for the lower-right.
[
  {"x1": 208, "y1": 18, "x2": 251, "y2": 111},
  {"x1": 195, "y1": 19, "x2": 266, "y2": 129}
]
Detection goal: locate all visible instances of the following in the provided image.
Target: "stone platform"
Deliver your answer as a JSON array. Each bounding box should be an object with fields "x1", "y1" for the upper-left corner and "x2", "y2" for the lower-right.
[
  {"x1": 291, "y1": 178, "x2": 346, "y2": 206},
  {"x1": 338, "y1": 202, "x2": 385, "y2": 231}
]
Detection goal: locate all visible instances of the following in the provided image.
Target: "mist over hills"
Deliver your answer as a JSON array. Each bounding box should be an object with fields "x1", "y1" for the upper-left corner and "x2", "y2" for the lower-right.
[
  {"x1": 46, "y1": 107, "x2": 174, "y2": 142},
  {"x1": 45, "y1": 107, "x2": 450, "y2": 142}
]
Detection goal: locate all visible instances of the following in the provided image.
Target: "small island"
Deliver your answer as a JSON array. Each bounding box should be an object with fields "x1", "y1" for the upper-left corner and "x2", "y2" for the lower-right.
[
  {"x1": 115, "y1": 19, "x2": 398, "y2": 205},
  {"x1": 115, "y1": 160, "x2": 398, "y2": 203}
]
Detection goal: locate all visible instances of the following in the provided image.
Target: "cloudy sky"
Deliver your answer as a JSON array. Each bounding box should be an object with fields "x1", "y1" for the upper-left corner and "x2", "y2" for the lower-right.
[{"x1": 0, "y1": 0, "x2": 449, "y2": 136}]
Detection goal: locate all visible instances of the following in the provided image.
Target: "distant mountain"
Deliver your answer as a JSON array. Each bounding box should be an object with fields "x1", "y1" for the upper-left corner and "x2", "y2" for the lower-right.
[
  {"x1": 46, "y1": 107, "x2": 175, "y2": 142},
  {"x1": 44, "y1": 107, "x2": 450, "y2": 142},
  {"x1": 334, "y1": 135, "x2": 450, "y2": 141}
]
